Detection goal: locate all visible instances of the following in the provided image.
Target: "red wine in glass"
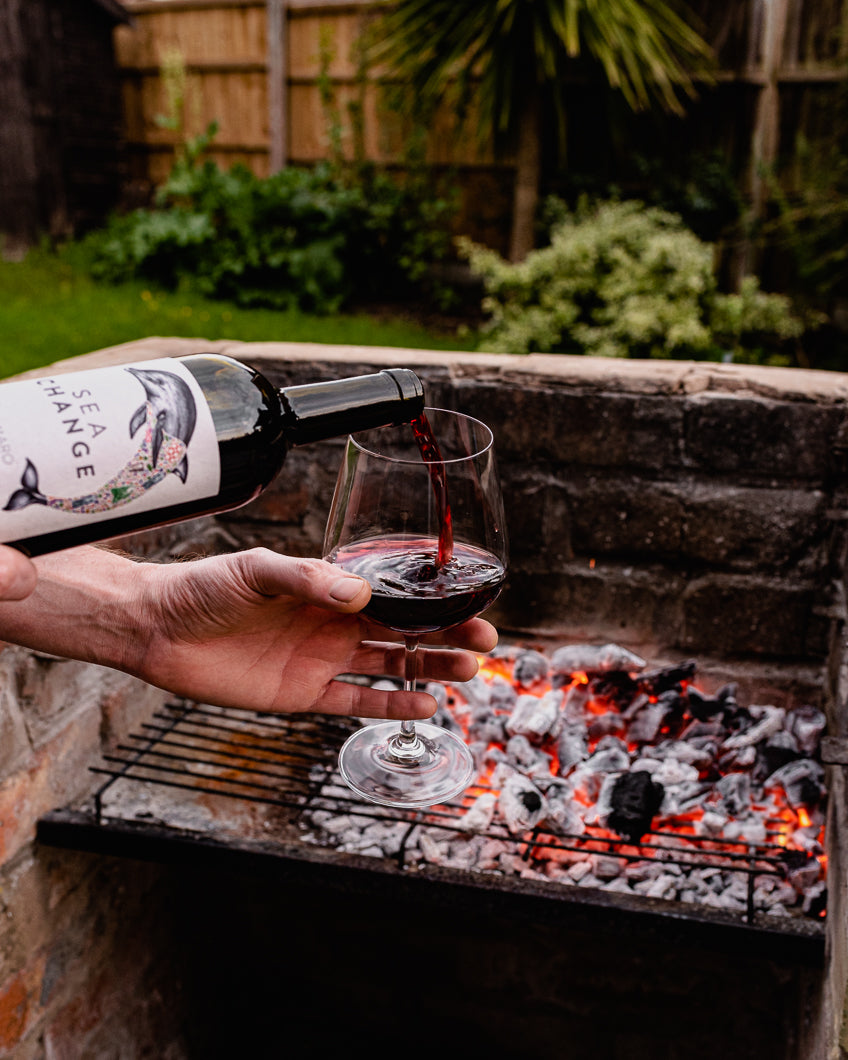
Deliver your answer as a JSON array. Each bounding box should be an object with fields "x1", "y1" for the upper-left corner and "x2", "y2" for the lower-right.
[
  {"x1": 331, "y1": 535, "x2": 506, "y2": 635},
  {"x1": 323, "y1": 407, "x2": 508, "y2": 808}
]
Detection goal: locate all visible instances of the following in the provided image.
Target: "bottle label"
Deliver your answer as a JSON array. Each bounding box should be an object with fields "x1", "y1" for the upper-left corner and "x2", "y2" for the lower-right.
[{"x1": 0, "y1": 359, "x2": 220, "y2": 543}]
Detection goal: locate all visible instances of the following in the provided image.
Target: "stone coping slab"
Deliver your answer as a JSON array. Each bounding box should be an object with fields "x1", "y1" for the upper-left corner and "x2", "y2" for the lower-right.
[{"x1": 13, "y1": 335, "x2": 848, "y2": 404}]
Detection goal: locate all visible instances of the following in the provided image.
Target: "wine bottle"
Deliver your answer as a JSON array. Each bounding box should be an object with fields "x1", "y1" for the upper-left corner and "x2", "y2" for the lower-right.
[{"x1": 0, "y1": 353, "x2": 424, "y2": 556}]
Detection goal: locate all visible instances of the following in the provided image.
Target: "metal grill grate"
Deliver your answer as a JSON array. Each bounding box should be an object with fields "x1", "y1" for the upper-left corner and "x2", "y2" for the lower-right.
[
  {"x1": 90, "y1": 701, "x2": 354, "y2": 818},
  {"x1": 75, "y1": 700, "x2": 823, "y2": 932}
]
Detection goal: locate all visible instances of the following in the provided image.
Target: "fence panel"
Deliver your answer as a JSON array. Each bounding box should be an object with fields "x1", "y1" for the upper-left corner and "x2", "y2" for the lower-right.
[{"x1": 115, "y1": 0, "x2": 848, "y2": 260}]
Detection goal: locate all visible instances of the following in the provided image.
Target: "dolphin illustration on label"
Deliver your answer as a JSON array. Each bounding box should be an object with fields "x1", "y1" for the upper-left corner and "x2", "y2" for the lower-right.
[{"x1": 3, "y1": 367, "x2": 198, "y2": 516}]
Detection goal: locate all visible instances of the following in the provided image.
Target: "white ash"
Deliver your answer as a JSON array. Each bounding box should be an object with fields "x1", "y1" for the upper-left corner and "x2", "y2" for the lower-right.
[
  {"x1": 550, "y1": 643, "x2": 646, "y2": 682},
  {"x1": 301, "y1": 643, "x2": 828, "y2": 922}
]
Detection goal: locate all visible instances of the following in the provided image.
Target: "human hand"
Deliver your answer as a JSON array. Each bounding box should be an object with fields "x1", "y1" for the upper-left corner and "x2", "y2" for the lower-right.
[
  {"x1": 0, "y1": 545, "x2": 37, "y2": 601},
  {"x1": 133, "y1": 547, "x2": 498, "y2": 719}
]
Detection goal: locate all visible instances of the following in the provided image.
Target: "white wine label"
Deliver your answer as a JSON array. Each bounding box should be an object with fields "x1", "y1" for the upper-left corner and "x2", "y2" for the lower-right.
[{"x1": 0, "y1": 359, "x2": 220, "y2": 543}]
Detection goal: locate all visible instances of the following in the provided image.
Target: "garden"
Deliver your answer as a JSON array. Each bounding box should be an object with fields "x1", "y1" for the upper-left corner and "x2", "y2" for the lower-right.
[{"x1": 3, "y1": 0, "x2": 848, "y2": 378}]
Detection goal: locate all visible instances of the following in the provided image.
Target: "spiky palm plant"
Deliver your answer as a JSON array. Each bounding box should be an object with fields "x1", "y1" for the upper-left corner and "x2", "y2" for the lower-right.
[{"x1": 367, "y1": 0, "x2": 714, "y2": 261}]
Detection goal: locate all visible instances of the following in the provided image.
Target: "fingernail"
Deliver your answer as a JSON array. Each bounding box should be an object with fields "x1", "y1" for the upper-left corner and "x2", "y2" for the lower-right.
[{"x1": 330, "y1": 576, "x2": 366, "y2": 602}]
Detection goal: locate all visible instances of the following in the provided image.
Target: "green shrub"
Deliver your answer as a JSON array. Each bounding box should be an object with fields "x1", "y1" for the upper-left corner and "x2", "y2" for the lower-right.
[
  {"x1": 81, "y1": 126, "x2": 456, "y2": 315},
  {"x1": 460, "y1": 198, "x2": 803, "y2": 362}
]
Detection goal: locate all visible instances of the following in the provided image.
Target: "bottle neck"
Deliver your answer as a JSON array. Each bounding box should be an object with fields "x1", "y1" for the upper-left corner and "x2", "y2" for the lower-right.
[{"x1": 279, "y1": 369, "x2": 425, "y2": 446}]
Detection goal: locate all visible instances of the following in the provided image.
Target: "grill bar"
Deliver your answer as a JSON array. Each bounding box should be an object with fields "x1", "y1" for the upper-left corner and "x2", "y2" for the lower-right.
[{"x1": 59, "y1": 701, "x2": 824, "y2": 940}]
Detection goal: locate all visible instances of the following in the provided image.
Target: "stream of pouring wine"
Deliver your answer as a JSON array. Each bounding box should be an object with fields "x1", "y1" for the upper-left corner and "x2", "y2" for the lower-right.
[{"x1": 411, "y1": 412, "x2": 453, "y2": 569}]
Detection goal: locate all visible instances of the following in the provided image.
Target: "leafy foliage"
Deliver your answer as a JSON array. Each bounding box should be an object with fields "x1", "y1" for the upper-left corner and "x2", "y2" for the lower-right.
[
  {"x1": 460, "y1": 198, "x2": 803, "y2": 362},
  {"x1": 367, "y1": 0, "x2": 715, "y2": 151},
  {"x1": 764, "y1": 86, "x2": 848, "y2": 318},
  {"x1": 81, "y1": 125, "x2": 457, "y2": 315}
]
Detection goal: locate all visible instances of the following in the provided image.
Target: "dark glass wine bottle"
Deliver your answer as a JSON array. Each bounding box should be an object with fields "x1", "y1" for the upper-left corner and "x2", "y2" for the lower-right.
[{"x1": 0, "y1": 353, "x2": 424, "y2": 556}]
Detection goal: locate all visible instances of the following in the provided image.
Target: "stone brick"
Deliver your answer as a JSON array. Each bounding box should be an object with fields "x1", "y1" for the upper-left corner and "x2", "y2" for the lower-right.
[
  {"x1": 683, "y1": 392, "x2": 841, "y2": 481},
  {"x1": 491, "y1": 564, "x2": 683, "y2": 649},
  {"x1": 680, "y1": 574, "x2": 829, "y2": 659},
  {"x1": 566, "y1": 475, "x2": 829, "y2": 574},
  {"x1": 458, "y1": 382, "x2": 684, "y2": 471},
  {"x1": 499, "y1": 468, "x2": 574, "y2": 570},
  {"x1": 0, "y1": 653, "x2": 33, "y2": 780},
  {"x1": 567, "y1": 474, "x2": 686, "y2": 560},
  {"x1": 0, "y1": 847, "x2": 186, "y2": 1060},
  {"x1": 681, "y1": 484, "x2": 829, "y2": 573},
  {"x1": 0, "y1": 709, "x2": 100, "y2": 864},
  {"x1": 0, "y1": 957, "x2": 44, "y2": 1056},
  {"x1": 14, "y1": 652, "x2": 128, "y2": 748}
]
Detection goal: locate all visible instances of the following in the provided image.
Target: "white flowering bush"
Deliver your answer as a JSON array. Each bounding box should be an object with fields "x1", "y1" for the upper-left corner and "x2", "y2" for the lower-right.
[{"x1": 459, "y1": 199, "x2": 803, "y2": 361}]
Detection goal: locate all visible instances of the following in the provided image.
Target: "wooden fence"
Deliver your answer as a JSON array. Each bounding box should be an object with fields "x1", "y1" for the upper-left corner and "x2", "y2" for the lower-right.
[{"x1": 115, "y1": 0, "x2": 848, "y2": 258}]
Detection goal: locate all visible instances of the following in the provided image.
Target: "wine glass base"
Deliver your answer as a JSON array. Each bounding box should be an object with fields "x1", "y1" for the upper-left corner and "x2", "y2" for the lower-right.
[{"x1": 338, "y1": 721, "x2": 475, "y2": 809}]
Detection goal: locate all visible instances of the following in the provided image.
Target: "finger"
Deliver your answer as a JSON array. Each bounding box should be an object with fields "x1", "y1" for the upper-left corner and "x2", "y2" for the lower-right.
[
  {"x1": 317, "y1": 679, "x2": 438, "y2": 720},
  {"x1": 349, "y1": 642, "x2": 482, "y2": 684},
  {"x1": 235, "y1": 548, "x2": 371, "y2": 612},
  {"x1": 432, "y1": 617, "x2": 499, "y2": 654},
  {"x1": 0, "y1": 546, "x2": 37, "y2": 601},
  {"x1": 357, "y1": 616, "x2": 500, "y2": 655}
]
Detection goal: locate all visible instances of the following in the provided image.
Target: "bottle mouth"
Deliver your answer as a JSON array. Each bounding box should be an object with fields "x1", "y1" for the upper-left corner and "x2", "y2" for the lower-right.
[{"x1": 380, "y1": 368, "x2": 425, "y2": 405}]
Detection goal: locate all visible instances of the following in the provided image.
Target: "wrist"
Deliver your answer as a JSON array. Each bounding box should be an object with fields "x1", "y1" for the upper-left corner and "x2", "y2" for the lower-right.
[{"x1": 0, "y1": 545, "x2": 148, "y2": 672}]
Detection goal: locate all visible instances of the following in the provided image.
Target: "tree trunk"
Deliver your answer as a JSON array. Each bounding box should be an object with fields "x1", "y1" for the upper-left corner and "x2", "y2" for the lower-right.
[{"x1": 508, "y1": 87, "x2": 542, "y2": 262}]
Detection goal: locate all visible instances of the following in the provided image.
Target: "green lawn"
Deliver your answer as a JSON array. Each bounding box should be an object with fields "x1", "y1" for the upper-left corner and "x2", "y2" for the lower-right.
[{"x1": 0, "y1": 247, "x2": 480, "y2": 380}]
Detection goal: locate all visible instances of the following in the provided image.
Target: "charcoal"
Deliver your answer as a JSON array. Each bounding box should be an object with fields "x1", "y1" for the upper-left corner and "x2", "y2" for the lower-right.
[
  {"x1": 723, "y1": 815, "x2": 766, "y2": 845},
  {"x1": 488, "y1": 674, "x2": 518, "y2": 710},
  {"x1": 582, "y1": 736, "x2": 630, "y2": 774},
  {"x1": 556, "y1": 723, "x2": 588, "y2": 775},
  {"x1": 766, "y1": 758, "x2": 825, "y2": 805},
  {"x1": 716, "y1": 772, "x2": 751, "y2": 816},
  {"x1": 428, "y1": 696, "x2": 463, "y2": 736},
  {"x1": 512, "y1": 649, "x2": 549, "y2": 686},
  {"x1": 606, "y1": 771, "x2": 665, "y2": 843},
  {"x1": 304, "y1": 644, "x2": 827, "y2": 922},
  {"x1": 542, "y1": 787, "x2": 586, "y2": 837},
  {"x1": 754, "y1": 741, "x2": 800, "y2": 782},
  {"x1": 562, "y1": 683, "x2": 591, "y2": 722},
  {"x1": 779, "y1": 848, "x2": 813, "y2": 873},
  {"x1": 786, "y1": 704, "x2": 827, "y2": 755},
  {"x1": 550, "y1": 643, "x2": 646, "y2": 680},
  {"x1": 725, "y1": 705, "x2": 754, "y2": 734},
  {"x1": 636, "y1": 659, "x2": 697, "y2": 696},
  {"x1": 622, "y1": 691, "x2": 651, "y2": 720},
  {"x1": 505, "y1": 734, "x2": 552, "y2": 776},
  {"x1": 468, "y1": 707, "x2": 507, "y2": 745},
  {"x1": 506, "y1": 690, "x2": 561, "y2": 741},
  {"x1": 655, "y1": 687, "x2": 688, "y2": 724},
  {"x1": 686, "y1": 686, "x2": 727, "y2": 721},
  {"x1": 803, "y1": 881, "x2": 827, "y2": 918},
  {"x1": 587, "y1": 712, "x2": 627, "y2": 741},
  {"x1": 498, "y1": 773, "x2": 547, "y2": 832},
  {"x1": 457, "y1": 674, "x2": 492, "y2": 709},
  {"x1": 724, "y1": 705, "x2": 786, "y2": 750},
  {"x1": 627, "y1": 702, "x2": 671, "y2": 745},
  {"x1": 458, "y1": 792, "x2": 497, "y2": 832},
  {"x1": 589, "y1": 671, "x2": 640, "y2": 704}
]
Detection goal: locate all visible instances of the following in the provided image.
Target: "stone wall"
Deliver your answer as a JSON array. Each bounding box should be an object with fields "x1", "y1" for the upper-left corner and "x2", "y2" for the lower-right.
[
  {"x1": 85, "y1": 337, "x2": 848, "y2": 701},
  {"x1": 4, "y1": 337, "x2": 848, "y2": 1056}
]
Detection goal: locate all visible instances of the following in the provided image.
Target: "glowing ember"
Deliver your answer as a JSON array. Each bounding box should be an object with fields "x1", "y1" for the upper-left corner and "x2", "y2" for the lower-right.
[{"x1": 305, "y1": 643, "x2": 828, "y2": 921}]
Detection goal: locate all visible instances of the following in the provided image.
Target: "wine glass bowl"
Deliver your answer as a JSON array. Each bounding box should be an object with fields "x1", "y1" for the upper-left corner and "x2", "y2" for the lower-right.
[{"x1": 323, "y1": 407, "x2": 508, "y2": 808}]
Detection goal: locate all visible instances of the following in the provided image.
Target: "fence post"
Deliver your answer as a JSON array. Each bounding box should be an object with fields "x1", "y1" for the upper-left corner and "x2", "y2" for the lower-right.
[
  {"x1": 267, "y1": 0, "x2": 287, "y2": 172},
  {"x1": 735, "y1": 0, "x2": 790, "y2": 283}
]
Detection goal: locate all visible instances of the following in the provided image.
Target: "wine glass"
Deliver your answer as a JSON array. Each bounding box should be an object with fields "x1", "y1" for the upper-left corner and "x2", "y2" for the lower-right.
[{"x1": 323, "y1": 407, "x2": 508, "y2": 808}]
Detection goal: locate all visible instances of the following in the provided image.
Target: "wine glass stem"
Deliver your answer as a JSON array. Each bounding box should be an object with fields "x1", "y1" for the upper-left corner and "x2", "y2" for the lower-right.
[
  {"x1": 400, "y1": 636, "x2": 419, "y2": 739},
  {"x1": 386, "y1": 637, "x2": 426, "y2": 764}
]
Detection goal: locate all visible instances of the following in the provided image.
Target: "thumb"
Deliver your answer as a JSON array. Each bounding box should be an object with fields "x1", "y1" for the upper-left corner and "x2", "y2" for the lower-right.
[
  {"x1": 235, "y1": 549, "x2": 371, "y2": 613},
  {"x1": 0, "y1": 546, "x2": 37, "y2": 601}
]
